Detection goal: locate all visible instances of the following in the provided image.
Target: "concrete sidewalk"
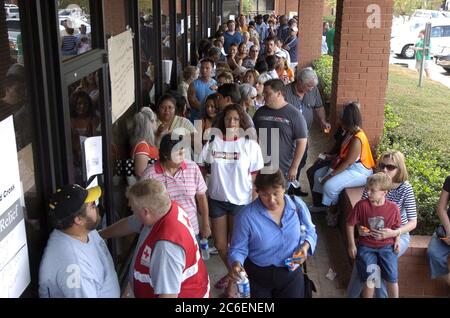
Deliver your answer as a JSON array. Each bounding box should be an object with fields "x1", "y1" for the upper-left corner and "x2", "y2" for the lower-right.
[{"x1": 205, "y1": 123, "x2": 352, "y2": 298}]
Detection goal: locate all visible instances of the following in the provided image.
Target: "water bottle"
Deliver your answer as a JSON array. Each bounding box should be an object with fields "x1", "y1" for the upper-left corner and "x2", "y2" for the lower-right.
[
  {"x1": 200, "y1": 238, "x2": 210, "y2": 260},
  {"x1": 236, "y1": 272, "x2": 250, "y2": 298}
]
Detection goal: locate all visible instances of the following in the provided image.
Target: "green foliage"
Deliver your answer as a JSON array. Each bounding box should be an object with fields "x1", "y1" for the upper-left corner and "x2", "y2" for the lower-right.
[
  {"x1": 325, "y1": 0, "x2": 337, "y2": 9},
  {"x1": 394, "y1": 0, "x2": 444, "y2": 16},
  {"x1": 138, "y1": 0, "x2": 153, "y2": 14},
  {"x1": 312, "y1": 55, "x2": 334, "y2": 105},
  {"x1": 58, "y1": 0, "x2": 90, "y2": 12},
  {"x1": 242, "y1": 0, "x2": 254, "y2": 15},
  {"x1": 378, "y1": 98, "x2": 450, "y2": 234},
  {"x1": 323, "y1": 16, "x2": 336, "y2": 25}
]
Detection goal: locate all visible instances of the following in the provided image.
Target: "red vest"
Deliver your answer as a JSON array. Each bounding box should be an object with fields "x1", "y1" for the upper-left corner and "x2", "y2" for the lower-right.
[{"x1": 133, "y1": 202, "x2": 210, "y2": 298}]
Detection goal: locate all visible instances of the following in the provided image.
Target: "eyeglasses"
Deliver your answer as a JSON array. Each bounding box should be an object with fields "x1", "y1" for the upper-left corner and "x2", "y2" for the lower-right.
[{"x1": 379, "y1": 163, "x2": 397, "y2": 171}]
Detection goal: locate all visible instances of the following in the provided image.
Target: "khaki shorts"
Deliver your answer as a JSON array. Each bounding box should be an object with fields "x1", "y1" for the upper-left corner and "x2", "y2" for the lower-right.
[{"x1": 416, "y1": 59, "x2": 430, "y2": 70}]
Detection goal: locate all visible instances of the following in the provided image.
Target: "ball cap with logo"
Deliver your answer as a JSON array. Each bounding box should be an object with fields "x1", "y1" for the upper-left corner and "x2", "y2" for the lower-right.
[{"x1": 49, "y1": 184, "x2": 102, "y2": 220}]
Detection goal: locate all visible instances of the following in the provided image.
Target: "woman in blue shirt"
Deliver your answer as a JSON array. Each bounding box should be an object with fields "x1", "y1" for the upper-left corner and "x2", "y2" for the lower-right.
[{"x1": 228, "y1": 169, "x2": 317, "y2": 298}]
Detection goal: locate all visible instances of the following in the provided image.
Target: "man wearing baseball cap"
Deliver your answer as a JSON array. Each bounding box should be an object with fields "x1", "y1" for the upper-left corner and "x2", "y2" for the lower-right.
[{"x1": 39, "y1": 184, "x2": 120, "y2": 298}]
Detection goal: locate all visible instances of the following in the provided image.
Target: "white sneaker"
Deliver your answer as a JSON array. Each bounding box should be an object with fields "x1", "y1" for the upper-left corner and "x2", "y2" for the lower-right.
[
  {"x1": 308, "y1": 205, "x2": 327, "y2": 213},
  {"x1": 208, "y1": 246, "x2": 219, "y2": 255}
]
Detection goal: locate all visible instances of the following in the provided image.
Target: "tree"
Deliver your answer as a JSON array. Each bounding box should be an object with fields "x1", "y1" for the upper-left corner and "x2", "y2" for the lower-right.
[
  {"x1": 57, "y1": 0, "x2": 90, "y2": 12},
  {"x1": 325, "y1": 0, "x2": 337, "y2": 8},
  {"x1": 241, "y1": 0, "x2": 254, "y2": 15},
  {"x1": 394, "y1": 0, "x2": 444, "y2": 16}
]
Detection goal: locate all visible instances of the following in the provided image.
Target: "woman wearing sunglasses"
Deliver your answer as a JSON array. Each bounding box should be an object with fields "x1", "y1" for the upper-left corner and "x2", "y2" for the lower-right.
[{"x1": 347, "y1": 150, "x2": 418, "y2": 297}]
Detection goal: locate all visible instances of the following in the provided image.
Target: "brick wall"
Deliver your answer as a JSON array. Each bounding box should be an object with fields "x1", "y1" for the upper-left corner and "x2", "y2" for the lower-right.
[
  {"x1": 297, "y1": 0, "x2": 324, "y2": 69},
  {"x1": 274, "y1": 0, "x2": 299, "y2": 15},
  {"x1": 330, "y1": 0, "x2": 392, "y2": 147},
  {"x1": 104, "y1": 0, "x2": 127, "y2": 36}
]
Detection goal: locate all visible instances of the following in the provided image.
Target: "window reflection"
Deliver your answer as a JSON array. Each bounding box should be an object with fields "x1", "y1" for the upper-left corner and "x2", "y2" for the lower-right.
[
  {"x1": 1, "y1": 1, "x2": 42, "y2": 296},
  {"x1": 58, "y1": 1, "x2": 93, "y2": 61},
  {"x1": 138, "y1": 0, "x2": 155, "y2": 106},
  {"x1": 68, "y1": 71, "x2": 101, "y2": 185}
]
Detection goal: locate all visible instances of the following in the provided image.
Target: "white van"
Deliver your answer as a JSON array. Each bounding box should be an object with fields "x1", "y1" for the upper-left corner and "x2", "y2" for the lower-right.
[
  {"x1": 4, "y1": 4, "x2": 19, "y2": 18},
  {"x1": 390, "y1": 19, "x2": 450, "y2": 58}
]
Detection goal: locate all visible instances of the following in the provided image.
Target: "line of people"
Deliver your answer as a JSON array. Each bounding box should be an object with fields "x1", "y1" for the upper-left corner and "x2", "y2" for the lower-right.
[{"x1": 37, "y1": 13, "x2": 449, "y2": 299}]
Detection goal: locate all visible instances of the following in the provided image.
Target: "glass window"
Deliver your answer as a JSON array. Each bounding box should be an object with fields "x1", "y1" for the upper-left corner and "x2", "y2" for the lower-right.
[
  {"x1": 431, "y1": 26, "x2": 443, "y2": 38},
  {"x1": 57, "y1": 0, "x2": 94, "y2": 61},
  {"x1": 1, "y1": 1, "x2": 43, "y2": 297},
  {"x1": 443, "y1": 26, "x2": 450, "y2": 37},
  {"x1": 138, "y1": 0, "x2": 155, "y2": 106},
  {"x1": 161, "y1": 1, "x2": 171, "y2": 92},
  {"x1": 67, "y1": 71, "x2": 102, "y2": 185}
]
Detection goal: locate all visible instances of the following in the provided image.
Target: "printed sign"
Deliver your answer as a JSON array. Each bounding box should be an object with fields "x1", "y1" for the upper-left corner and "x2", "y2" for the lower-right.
[
  {"x1": 108, "y1": 29, "x2": 135, "y2": 123},
  {"x1": 0, "y1": 116, "x2": 30, "y2": 298}
]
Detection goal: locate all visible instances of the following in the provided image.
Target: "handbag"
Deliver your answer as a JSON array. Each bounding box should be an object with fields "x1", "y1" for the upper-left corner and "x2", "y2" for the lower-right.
[
  {"x1": 302, "y1": 262, "x2": 317, "y2": 298},
  {"x1": 290, "y1": 195, "x2": 317, "y2": 298}
]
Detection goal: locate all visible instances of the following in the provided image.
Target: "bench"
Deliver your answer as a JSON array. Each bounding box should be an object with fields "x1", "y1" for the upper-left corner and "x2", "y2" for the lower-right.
[{"x1": 338, "y1": 187, "x2": 449, "y2": 297}]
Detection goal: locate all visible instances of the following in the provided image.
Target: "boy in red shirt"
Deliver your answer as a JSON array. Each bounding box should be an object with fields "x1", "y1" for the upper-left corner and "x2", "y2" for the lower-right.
[{"x1": 347, "y1": 173, "x2": 401, "y2": 298}]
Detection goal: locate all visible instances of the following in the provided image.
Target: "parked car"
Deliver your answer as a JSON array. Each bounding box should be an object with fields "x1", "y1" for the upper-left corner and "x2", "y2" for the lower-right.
[
  {"x1": 390, "y1": 20, "x2": 450, "y2": 58},
  {"x1": 4, "y1": 4, "x2": 19, "y2": 18},
  {"x1": 435, "y1": 46, "x2": 450, "y2": 73}
]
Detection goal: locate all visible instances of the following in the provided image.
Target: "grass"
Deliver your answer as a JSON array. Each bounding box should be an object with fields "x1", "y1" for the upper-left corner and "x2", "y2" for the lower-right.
[
  {"x1": 386, "y1": 65, "x2": 450, "y2": 158},
  {"x1": 384, "y1": 65, "x2": 450, "y2": 235}
]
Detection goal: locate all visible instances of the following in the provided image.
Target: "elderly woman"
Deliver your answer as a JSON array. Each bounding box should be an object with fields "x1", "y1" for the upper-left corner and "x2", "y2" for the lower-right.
[
  {"x1": 313, "y1": 102, "x2": 375, "y2": 225},
  {"x1": 427, "y1": 175, "x2": 450, "y2": 288},
  {"x1": 142, "y1": 134, "x2": 211, "y2": 240},
  {"x1": 128, "y1": 107, "x2": 159, "y2": 182},
  {"x1": 228, "y1": 169, "x2": 317, "y2": 298},
  {"x1": 200, "y1": 104, "x2": 264, "y2": 295},
  {"x1": 239, "y1": 83, "x2": 258, "y2": 117},
  {"x1": 347, "y1": 150, "x2": 418, "y2": 298},
  {"x1": 155, "y1": 94, "x2": 197, "y2": 147}
]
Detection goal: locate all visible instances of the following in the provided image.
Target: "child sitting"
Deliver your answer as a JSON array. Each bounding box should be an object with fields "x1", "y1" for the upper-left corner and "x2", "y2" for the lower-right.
[{"x1": 347, "y1": 172, "x2": 402, "y2": 298}]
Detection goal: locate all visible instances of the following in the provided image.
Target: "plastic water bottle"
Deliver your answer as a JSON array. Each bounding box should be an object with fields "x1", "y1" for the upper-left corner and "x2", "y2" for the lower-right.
[
  {"x1": 200, "y1": 238, "x2": 210, "y2": 260},
  {"x1": 237, "y1": 272, "x2": 250, "y2": 298}
]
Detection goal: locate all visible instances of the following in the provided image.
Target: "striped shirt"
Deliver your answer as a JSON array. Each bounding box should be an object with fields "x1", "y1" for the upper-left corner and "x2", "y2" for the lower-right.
[
  {"x1": 141, "y1": 160, "x2": 207, "y2": 235},
  {"x1": 361, "y1": 181, "x2": 417, "y2": 227}
]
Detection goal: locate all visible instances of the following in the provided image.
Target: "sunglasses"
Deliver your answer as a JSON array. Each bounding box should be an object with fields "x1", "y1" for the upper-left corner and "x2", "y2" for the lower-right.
[{"x1": 379, "y1": 163, "x2": 397, "y2": 171}]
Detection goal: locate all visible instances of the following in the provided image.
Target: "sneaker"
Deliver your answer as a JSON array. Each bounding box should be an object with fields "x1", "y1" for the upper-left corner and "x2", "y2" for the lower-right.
[
  {"x1": 208, "y1": 246, "x2": 219, "y2": 255},
  {"x1": 288, "y1": 186, "x2": 309, "y2": 197},
  {"x1": 214, "y1": 275, "x2": 230, "y2": 289},
  {"x1": 308, "y1": 205, "x2": 327, "y2": 213}
]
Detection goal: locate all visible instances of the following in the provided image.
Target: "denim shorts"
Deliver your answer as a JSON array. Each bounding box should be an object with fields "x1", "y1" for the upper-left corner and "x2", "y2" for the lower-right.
[
  {"x1": 208, "y1": 198, "x2": 246, "y2": 219},
  {"x1": 356, "y1": 244, "x2": 398, "y2": 284}
]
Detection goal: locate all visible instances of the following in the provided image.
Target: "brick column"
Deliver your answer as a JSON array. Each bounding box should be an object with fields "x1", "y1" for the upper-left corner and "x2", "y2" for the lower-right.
[
  {"x1": 331, "y1": 0, "x2": 393, "y2": 148},
  {"x1": 104, "y1": 0, "x2": 127, "y2": 36},
  {"x1": 297, "y1": 0, "x2": 324, "y2": 69}
]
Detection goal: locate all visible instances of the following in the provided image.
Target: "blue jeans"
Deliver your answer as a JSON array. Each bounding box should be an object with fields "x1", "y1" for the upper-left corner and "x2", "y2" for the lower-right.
[
  {"x1": 427, "y1": 233, "x2": 450, "y2": 279},
  {"x1": 356, "y1": 244, "x2": 398, "y2": 284},
  {"x1": 347, "y1": 233, "x2": 409, "y2": 298},
  {"x1": 313, "y1": 162, "x2": 373, "y2": 206}
]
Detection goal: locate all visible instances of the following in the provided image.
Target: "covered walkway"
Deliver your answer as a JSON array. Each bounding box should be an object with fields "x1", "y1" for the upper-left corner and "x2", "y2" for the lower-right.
[{"x1": 206, "y1": 124, "x2": 352, "y2": 298}]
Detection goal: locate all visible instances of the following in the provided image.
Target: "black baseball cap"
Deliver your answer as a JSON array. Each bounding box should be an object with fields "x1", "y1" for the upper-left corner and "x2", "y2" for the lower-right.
[{"x1": 49, "y1": 184, "x2": 102, "y2": 220}]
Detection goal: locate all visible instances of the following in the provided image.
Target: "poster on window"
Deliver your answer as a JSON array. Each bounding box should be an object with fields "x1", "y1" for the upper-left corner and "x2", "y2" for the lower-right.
[
  {"x1": 108, "y1": 29, "x2": 135, "y2": 123},
  {"x1": 0, "y1": 116, "x2": 31, "y2": 298}
]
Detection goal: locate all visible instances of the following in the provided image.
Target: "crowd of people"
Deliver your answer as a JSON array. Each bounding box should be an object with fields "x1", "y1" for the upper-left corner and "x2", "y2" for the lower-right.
[{"x1": 37, "y1": 12, "x2": 449, "y2": 299}]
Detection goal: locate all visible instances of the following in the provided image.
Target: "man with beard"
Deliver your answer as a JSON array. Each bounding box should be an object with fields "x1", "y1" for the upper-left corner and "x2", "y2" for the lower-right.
[{"x1": 39, "y1": 184, "x2": 120, "y2": 298}]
